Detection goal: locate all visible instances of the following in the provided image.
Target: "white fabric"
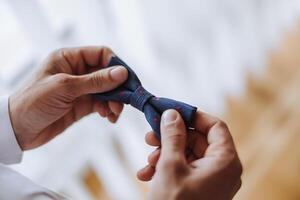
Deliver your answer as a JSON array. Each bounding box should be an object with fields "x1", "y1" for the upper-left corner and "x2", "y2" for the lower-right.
[
  {"x1": 0, "y1": 95, "x2": 23, "y2": 164},
  {"x1": 0, "y1": 95, "x2": 68, "y2": 200},
  {"x1": 0, "y1": 163, "x2": 68, "y2": 200}
]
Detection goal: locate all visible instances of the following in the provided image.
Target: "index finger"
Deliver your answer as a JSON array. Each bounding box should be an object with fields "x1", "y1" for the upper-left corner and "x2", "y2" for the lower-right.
[
  {"x1": 76, "y1": 46, "x2": 114, "y2": 68},
  {"x1": 193, "y1": 111, "x2": 234, "y2": 147},
  {"x1": 51, "y1": 46, "x2": 115, "y2": 75}
]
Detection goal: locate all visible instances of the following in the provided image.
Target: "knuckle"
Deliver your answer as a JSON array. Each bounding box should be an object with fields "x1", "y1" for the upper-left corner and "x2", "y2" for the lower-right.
[
  {"x1": 55, "y1": 73, "x2": 74, "y2": 85},
  {"x1": 53, "y1": 48, "x2": 79, "y2": 66},
  {"x1": 216, "y1": 120, "x2": 229, "y2": 131},
  {"x1": 221, "y1": 148, "x2": 237, "y2": 164},
  {"x1": 99, "y1": 46, "x2": 113, "y2": 55},
  {"x1": 52, "y1": 48, "x2": 68, "y2": 59},
  {"x1": 218, "y1": 149, "x2": 243, "y2": 178},
  {"x1": 54, "y1": 48, "x2": 65, "y2": 54},
  {"x1": 164, "y1": 131, "x2": 184, "y2": 142},
  {"x1": 54, "y1": 74, "x2": 77, "y2": 96},
  {"x1": 91, "y1": 72, "x2": 105, "y2": 89},
  {"x1": 45, "y1": 48, "x2": 66, "y2": 65}
]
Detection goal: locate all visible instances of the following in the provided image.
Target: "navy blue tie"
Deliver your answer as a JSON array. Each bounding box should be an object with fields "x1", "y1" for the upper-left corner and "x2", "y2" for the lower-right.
[{"x1": 94, "y1": 56, "x2": 197, "y2": 139}]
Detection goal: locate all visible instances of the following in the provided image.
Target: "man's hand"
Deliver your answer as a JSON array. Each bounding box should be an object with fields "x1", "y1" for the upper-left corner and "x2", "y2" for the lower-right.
[
  {"x1": 9, "y1": 46, "x2": 128, "y2": 150},
  {"x1": 137, "y1": 110, "x2": 242, "y2": 200}
]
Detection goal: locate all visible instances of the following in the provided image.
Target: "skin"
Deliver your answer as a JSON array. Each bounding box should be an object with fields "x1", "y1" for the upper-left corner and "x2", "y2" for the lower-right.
[
  {"x1": 8, "y1": 46, "x2": 242, "y2": 199},
  {"x1": 9, "y1": 46, "x2": 128, "y2": 150},
  {"x1": 137, "y1": 110, "x2": 243, "y2": 200}
]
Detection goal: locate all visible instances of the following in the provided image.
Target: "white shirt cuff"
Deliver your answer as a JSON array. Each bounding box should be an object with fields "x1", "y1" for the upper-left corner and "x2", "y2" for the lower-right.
[{"x1": 0, "y1": 95, "x2": 23, "y2": 164}]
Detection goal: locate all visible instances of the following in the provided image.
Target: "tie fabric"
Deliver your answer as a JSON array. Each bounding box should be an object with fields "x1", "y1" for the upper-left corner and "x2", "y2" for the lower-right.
[{"x1": 94, "y1": 56, "x2": 197, "y2": 139}]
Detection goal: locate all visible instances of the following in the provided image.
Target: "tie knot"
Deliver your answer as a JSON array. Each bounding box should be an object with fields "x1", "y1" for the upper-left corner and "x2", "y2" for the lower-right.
[{"x1": 130, "y1": 86, "x2": 153, "y2": 111}]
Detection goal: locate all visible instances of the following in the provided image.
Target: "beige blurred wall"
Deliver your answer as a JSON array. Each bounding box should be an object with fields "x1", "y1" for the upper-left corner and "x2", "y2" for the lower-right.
[{"x1": 225, "y1": 24, "x2": 300, "y2": 200}]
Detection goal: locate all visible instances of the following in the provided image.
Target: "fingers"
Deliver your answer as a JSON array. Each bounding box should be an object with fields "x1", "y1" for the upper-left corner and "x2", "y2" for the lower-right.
[
  {"x1": 107, "y1": 112, "x2": 119, "y2": 123},
  {"x1": 145, "y1": 131, "x2": 161, "y2": 146},
  {"x1": 159, "y1": 109, "x2": 187, "y2": 166},
  {"x1": 108, "y1": 101, "x2": 124, "y2": 116},
  {"x1": 137, "y1": 165, "x2": 155, "y2": 181},
  {"x1": 191, "y1": 111, "x2": 241, "y2": 176},
  {"x1": 94, "y1": 100, "x2": 110, "y2": 117},
  {"x1": 137, "y1": 148, "x2": 160, "y2": 182},
  {"x1": 48, "y1": 47, "x2": 128, "y2": 98},
  {"x1": 93, "y1": 100, "x2": 124, "y2": 123},
  {"x1": 148, "y1": 148, "x2": 161, "y2": 166},
  {"x1": 192, "y1": 132, "x2": 208, "y2": 158},
  {"x1": 107, "y1": 101, "x2": 123, "y2": 123},
  {"x1": 76, "y1": 46, "x2": 113, "y2": 68},
  {"x1": 72, "y1": 66, "x2": 128, "y2": 96},
  {"x1": 193, "y1": 111, "x2": 234, "y2": 149},
  {"x1": 106, "y1": 101, "x2": 124, "y2": 123},
  {"x1": 57, "y1": 46, "x2": 114, "y2": 72},
  {"x1": 139, "y1": 132, "x2": 160, "y2": 182},
  {"x1": 45, "y1": 46, "x2": 114, "y2": 77},
  {"x1": 46, "y1": 47, "x2": 128, "y2": 122},
  {"x1": 138, "y1": 110, "x2": 189, "y2": 182}
]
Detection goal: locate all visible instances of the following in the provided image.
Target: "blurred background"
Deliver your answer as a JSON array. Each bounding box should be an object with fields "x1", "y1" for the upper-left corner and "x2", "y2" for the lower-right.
[{"x1": 1, "y1": 0, "x2": 300, "y2": 199}]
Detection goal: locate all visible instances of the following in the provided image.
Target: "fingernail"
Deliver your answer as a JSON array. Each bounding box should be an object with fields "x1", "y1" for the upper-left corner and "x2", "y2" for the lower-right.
[
  {"x1": 110, "y1": 66, "x2": 128, "y2": 82},
  {"x1": 162, "y1": 110, "x2": 178, "y2": 125}
]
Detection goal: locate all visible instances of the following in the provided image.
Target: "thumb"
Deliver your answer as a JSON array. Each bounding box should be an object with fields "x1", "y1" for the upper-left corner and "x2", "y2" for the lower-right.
[
  {"x1": 75, "y1": 66, "x2": 128, "y2": 96},
  {"x1": 160, "y1": 109, "x2": 187, "y2": 165}
]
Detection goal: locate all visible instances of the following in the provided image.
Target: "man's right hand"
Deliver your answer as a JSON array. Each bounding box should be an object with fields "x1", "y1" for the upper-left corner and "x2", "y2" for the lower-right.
[{"x1": 137, "y1": 109, "x2": 243, "y2": 200}]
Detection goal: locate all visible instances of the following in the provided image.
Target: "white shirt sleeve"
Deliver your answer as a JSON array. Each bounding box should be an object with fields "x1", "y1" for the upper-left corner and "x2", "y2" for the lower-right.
[
  {"x1": 0, "y1": 95, "x2": 23, "y2": 164},
  {"x1": 0, "y1": 95, "x2": 69, "y2": 199},
  {"x1": 0, "y1": 163, "x2": 69, "y2": 200}
]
